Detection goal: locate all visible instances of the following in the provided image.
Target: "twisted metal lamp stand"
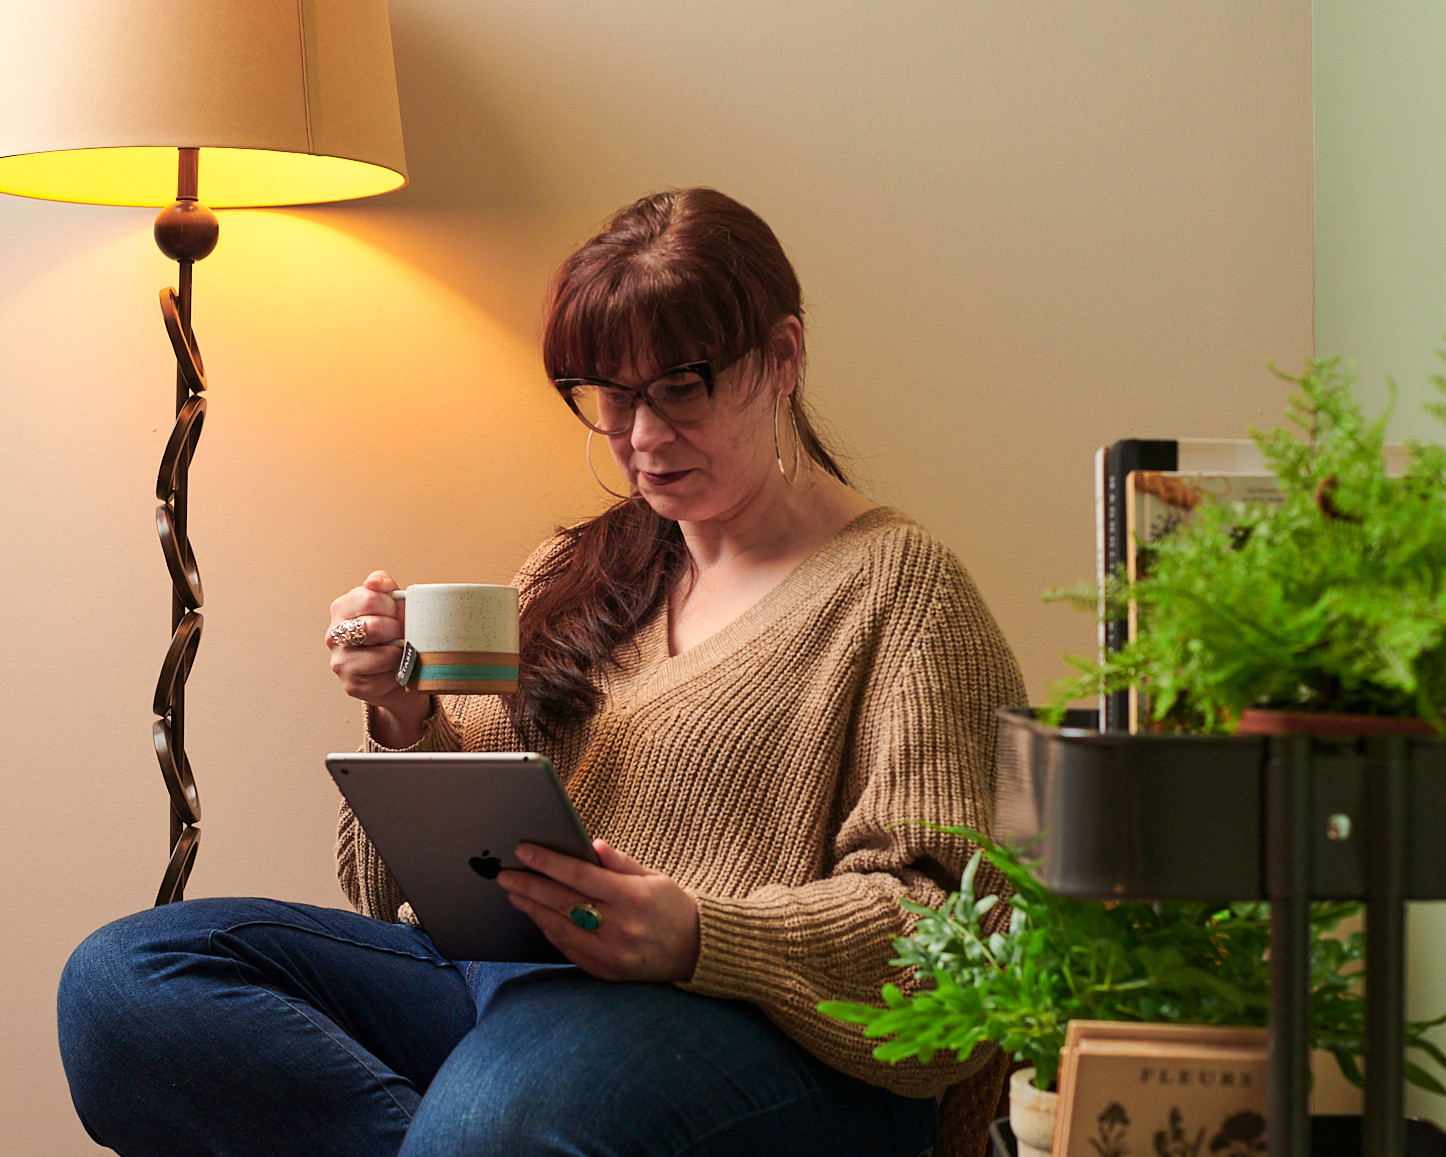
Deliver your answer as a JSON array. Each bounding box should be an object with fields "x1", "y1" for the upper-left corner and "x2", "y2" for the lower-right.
[{"x1": 151, "y1": 148, "x2": 218, "y2": 905}]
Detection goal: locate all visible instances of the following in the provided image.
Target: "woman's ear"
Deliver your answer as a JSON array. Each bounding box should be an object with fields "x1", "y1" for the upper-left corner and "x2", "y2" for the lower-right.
[{"x1": 768, "y1": 315, "x2": 804, "y2": 396}]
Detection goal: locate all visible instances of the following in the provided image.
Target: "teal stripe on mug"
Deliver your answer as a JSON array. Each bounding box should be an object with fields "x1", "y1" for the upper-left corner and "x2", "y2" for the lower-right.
[{"x1": 415, "y1": 664, "x2": 519, "y2": 681}]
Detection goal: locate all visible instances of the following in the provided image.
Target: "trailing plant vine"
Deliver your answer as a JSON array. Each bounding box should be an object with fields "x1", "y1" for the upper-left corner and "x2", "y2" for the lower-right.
[{"x1": 820, "y1": 829, "x2": 1446, "y2": 1092}]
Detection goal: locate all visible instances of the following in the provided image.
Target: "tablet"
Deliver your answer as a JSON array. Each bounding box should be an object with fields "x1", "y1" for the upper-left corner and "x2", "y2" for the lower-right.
[{"x1": 325, "y1": 751, "x2": 598, "y2": 962}]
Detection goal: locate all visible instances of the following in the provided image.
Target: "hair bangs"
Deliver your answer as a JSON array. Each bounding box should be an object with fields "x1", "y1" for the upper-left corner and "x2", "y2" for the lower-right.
[{"x1": 544, "y1": 258, "x2": 751, "y2": 381}]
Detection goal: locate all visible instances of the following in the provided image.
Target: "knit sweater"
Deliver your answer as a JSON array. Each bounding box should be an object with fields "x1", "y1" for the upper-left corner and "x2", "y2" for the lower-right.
[{"x1": 337, "y1": 506, "x2": 1026, "y2": 1099}]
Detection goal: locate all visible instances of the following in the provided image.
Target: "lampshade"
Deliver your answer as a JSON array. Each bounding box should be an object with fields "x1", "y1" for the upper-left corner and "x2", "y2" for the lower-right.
[{"x1": 0, "y1": 0, "x2": 407, "y2": 207}]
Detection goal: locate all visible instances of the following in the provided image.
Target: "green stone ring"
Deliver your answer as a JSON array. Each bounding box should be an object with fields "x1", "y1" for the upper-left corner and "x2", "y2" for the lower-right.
[{"x1": 569, "y1": 903, "x2": 602, "y2": 931}]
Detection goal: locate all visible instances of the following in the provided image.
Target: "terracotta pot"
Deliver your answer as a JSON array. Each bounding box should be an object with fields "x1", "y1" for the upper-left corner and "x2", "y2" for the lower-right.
[
  {"x1": 1009, "y1": 1067, "x2": 1058, "y2": 1157},
  {"x1": 1234, "y1": 708, "x2": 1441, "y2": 738}
]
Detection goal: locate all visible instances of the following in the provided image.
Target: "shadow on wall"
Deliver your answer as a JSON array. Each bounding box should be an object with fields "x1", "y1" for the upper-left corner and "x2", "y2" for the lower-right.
[
  {"x1": 384, "y1": 7, "x2": 542, "y2": 214},
  {"x1": 301, "y1": 6, "x2": 578, "y2": 342}
]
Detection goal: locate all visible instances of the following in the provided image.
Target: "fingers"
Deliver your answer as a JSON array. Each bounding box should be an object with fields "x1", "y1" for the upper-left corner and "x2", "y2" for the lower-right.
[
  {"x1": 501, "y1": 878, "x2": 633, "y2": 981},
  {"x1": 592, "y1": 838, "x2": 655, "y2": 877},
  {"x1": 511, "y1": 842, "x2": 629, "y2": 900},
  {"x1": 328, "y1": 647, "x2": 407, "y2": 708},
  {"x1": 327, "y1": 571, "x2": 412, "y2": 709},
  {"x1": 329, "y1": 629, "x2": 402, "y2": 673},
  {"x1": 504, "y1": 891, "x2": 620, "y2": 977},
  {"x1": 503, "y1": 845, "x2": 598, "y2": 907},
  {"x1": 331, "y1": 635, "x2": 404, "y2": 676},
  {"x1": 329, "y1": 589, "x2": 404, "y2": 630},
  {"x1": 498, "y1": 844, "x2": 700, "y2": 982},
  {"x1": 498, "y1": 867, "x2": 590, "y2": 922},
  {"x1": 499, "y1": 874, "x2": 601, "y2": 944},
  {"x1": 327, "y1": 572, "x2": 407, "y2": 652},
  {"x1": 325, "y1": 613, "x2": 405, "y2": 651}
]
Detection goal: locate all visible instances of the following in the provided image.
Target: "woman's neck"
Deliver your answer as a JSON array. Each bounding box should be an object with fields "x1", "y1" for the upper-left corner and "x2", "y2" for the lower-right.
[
  {"x1": 665, "y1": 466, "x2": 875, "y2": 656},
  {"x1": 676, "y1": 465, "x2": 873, "y2": 575}
]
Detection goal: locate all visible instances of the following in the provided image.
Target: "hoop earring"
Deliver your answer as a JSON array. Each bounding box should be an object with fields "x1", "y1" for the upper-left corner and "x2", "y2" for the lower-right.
[
  {"x1": 586, "y1": 429, "x2": 635, "y2": 500},
  {"x1": 773, "y1": 394, "x2": 803, "y2": 486}
]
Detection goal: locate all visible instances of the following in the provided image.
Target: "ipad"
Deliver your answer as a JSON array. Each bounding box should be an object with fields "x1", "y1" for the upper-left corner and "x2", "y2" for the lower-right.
[{"x1": 325, "y1": 751, "x2": 598, "y2": 962}]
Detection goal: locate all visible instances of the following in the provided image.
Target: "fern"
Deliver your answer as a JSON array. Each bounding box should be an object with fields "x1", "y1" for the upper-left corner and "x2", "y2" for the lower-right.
[{"x1": 1044, "y1": 356, "x2": 1446, "y2": 731}]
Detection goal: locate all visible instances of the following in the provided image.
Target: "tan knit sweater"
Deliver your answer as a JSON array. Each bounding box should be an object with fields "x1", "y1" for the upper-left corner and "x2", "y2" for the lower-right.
[{"x1": 337, "y1": 506, "x2": 1026, "y2": 1100}]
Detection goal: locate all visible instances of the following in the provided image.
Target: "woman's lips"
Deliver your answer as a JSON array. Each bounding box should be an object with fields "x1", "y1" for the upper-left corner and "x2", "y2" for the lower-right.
[{"x1": 639, "y1": 469, "x2": 691, "y2": 486}]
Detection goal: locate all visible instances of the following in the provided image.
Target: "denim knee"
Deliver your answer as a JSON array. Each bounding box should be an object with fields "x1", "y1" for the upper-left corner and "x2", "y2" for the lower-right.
[
  {"x1": 59, "y1": 911, "x2": 150, "y2": 1056},
  {"x1": 56, "y1": 910, "x2": 170, "y2": 1139},
  {"x1": 58, "y1": 899, "x2": 477, "y2": 1157},
  {"x1": 58, "y1": 903, "x2": 210, "y2": 1058}
]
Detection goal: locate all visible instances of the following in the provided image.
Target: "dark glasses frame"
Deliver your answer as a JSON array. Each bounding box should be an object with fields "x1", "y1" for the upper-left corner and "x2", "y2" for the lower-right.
[{"x1": 553, "y1": 353, "x2": 741, "y2": 435}]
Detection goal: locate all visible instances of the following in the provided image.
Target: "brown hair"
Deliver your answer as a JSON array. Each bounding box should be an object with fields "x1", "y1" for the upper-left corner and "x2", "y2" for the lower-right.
[{"x1": 512, "y1": 188, "x2": 849, "y2": 737}]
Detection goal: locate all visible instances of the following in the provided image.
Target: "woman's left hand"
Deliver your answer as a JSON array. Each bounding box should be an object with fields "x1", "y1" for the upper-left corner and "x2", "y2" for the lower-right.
[{"x1": 499, "y1": 840, "x2": 701, "y2": 983}]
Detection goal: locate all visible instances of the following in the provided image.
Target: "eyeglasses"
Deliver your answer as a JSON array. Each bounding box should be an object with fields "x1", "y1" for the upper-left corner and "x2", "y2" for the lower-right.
[{"x1": 553, "y1": 355, "x2": 738, "y2": 435}]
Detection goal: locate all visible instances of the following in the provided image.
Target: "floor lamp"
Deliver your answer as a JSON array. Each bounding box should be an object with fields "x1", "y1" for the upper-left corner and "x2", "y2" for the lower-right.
[{"x1": 0, "y1": 1, "x2": 407, "y2": 905}]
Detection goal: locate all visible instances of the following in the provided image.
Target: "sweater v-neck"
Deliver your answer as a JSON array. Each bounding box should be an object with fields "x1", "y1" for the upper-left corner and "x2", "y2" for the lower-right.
[{"x1": 617, "y1": 506, "x2": 906, "y2": 701}]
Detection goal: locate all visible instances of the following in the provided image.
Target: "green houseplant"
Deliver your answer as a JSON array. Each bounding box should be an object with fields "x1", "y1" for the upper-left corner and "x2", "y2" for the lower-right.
[
  {"x1": 821, "y1": 829, "x2": 1446, "y2": 1096},
  {"x1": 1045, "y1": 355, "x2": 1446, "y2": 733},
  {"x1": 823, "y1": 356, "x2": 1446, "y2": 1148}
]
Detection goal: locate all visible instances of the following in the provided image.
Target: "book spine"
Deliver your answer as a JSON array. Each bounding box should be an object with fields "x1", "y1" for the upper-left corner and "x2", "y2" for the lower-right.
[
  {"x1": 1102, "y1": 439, "x2": 1177, "y2": 729},
  {"x1": 1094, "y1": 446, "x2": 1107, "y2": 724}
]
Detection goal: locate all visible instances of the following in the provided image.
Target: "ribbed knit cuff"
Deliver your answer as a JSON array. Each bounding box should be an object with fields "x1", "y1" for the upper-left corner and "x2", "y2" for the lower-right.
[
  {"x1": 678, "y1": 892, "x2": 795, "y2": 997},
  {"x1": 680, "y1": 887, "x2": 903, "y2": 1001},
  {"x1": 362, "y1": 698, "x2": 461, "y2": 752}
]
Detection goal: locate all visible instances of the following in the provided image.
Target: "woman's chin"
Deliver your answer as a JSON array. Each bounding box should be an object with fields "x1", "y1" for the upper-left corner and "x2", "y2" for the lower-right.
[
  {"x1": 638, "y1": 493, "x2": 692, "y2": 519},
  {"x1": 637, "y1": 486, "x2": 711, "y2": 522}
]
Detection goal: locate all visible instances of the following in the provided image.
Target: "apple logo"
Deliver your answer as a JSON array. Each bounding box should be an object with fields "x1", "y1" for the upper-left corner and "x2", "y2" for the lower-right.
[{"x1": 469, "y1": 850, "x2": 502, "y2": 880}]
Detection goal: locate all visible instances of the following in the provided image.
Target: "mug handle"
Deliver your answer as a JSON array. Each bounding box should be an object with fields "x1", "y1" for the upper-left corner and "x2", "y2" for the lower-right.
[{"x1": 387, "y1": 589, "x2": 416, "y2": 685}]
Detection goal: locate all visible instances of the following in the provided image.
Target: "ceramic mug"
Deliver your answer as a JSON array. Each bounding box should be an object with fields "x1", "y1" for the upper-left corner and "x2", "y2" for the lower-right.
[{"x1": 393, "y1": 584, "x2": 519, "y2": 694}]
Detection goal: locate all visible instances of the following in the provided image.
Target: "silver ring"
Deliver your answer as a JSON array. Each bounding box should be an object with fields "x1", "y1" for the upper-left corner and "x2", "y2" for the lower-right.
[{"x1": 329, "y1": 617, "x2": 368, "y2": 648}]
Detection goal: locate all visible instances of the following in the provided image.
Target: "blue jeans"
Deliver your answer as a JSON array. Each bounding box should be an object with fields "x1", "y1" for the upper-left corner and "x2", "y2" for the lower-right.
[{"x1": 57, "y1": 898, "x2": 937, "y2": 1156}]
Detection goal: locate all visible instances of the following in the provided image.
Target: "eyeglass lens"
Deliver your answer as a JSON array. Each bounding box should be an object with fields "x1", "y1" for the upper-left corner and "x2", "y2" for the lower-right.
[{"x1": 568, "y1": 366, "x2": 713, "y2": 433}]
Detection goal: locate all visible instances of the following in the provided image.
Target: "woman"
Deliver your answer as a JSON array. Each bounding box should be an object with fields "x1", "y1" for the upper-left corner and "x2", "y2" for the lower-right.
[{"x1": 58, "y1": 188, "x2": 1025, "y2": 1157}]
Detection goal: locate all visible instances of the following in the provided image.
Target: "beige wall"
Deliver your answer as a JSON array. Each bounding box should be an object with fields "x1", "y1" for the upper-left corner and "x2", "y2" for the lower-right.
[{"x1": 0, "y1": 2, "x2": 1312, "y2": 1151}]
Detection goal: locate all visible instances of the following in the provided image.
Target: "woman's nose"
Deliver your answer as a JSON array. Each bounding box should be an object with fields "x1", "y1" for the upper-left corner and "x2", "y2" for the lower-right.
[{"x1": 629, "y1": 400, "x2": 675, "y2": 450}]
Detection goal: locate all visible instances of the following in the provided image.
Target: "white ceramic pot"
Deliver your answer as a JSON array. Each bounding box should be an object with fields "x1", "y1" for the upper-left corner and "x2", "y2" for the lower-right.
[{"x1": 1009, "y1": 1067, "x2": 1058, "y2": 1157}]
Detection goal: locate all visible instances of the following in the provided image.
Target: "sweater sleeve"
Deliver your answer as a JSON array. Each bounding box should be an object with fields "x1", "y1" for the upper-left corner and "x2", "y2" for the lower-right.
[{"x1": 678, "y1": 551, "x2": 1026, "y2": 1098}]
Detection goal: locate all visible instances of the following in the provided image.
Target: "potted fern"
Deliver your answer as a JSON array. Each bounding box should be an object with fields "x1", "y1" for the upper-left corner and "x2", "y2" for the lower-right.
[{"x1": 1046, "y1": 355, "x2": 1446, "y2": 736}]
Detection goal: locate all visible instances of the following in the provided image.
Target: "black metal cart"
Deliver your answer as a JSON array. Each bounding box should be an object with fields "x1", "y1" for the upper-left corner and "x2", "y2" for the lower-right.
[{"x1": 995, "y1": 708, "x2": 1446, "y2": 1157}]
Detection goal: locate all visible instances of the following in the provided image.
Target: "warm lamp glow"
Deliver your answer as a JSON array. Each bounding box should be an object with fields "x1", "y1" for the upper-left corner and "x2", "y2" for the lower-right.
[{"x1": 0, "y1": 147, "x2": 407, "y2": 209}]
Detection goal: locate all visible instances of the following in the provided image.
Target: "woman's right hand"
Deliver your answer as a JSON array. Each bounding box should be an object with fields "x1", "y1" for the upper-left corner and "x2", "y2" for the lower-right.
[{"x1": 327, "y1": 570, "x2": 432, "y2": 745}]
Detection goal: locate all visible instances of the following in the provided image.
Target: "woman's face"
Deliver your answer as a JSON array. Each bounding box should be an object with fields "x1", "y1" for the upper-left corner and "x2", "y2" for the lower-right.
[{"x1": 603, "y1": 319, "x2": 801, "y2": 527}]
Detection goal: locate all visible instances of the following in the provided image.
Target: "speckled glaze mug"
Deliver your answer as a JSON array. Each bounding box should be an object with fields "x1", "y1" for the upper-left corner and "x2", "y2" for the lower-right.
[{"x1": 393, "y1": 584, "x2": 519, "y2": 694}]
